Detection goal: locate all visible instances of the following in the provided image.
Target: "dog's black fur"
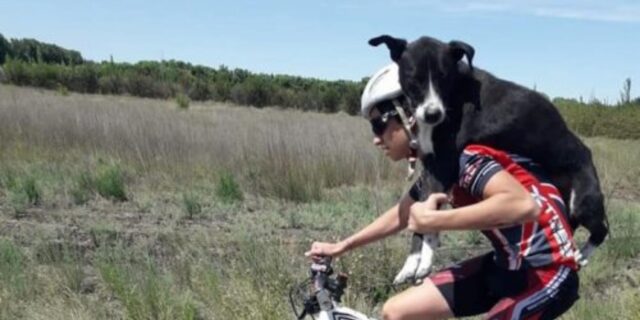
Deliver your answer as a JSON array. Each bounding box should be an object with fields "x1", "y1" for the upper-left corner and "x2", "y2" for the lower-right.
[{"x1": 370, "y1": 35, "x2": 608, "y2": 247}]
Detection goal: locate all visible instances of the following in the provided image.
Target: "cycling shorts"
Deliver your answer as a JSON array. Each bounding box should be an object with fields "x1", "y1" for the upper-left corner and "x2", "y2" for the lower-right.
[{"x1": 430, "y1": 252, "x2": 579, "y2": 320}]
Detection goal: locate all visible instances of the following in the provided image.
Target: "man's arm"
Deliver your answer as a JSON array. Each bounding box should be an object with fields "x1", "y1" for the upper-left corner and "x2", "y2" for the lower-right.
[
  {"x1": 340, "y1": 193, "x2": 415, "y2": 252},
  {"x1": 306, "y1": 193, "x2": 415, "y2": 258},
  {"x1": 409, "y1": 170, "x2": 539, "y2": 232}
]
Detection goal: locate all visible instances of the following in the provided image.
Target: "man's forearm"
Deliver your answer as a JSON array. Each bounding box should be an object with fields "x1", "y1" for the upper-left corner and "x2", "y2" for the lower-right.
[{"x1": 429, "y1": 192, "x2": 538, "y2": 231}]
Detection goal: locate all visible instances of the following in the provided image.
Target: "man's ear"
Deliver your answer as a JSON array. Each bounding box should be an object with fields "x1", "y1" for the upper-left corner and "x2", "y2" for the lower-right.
[
  {"x1": 448, "y1": 40, "x2": 475, "y2": 70},
  {"x1": 369, "y1": 35, "x2": 408, "y2": 62}
]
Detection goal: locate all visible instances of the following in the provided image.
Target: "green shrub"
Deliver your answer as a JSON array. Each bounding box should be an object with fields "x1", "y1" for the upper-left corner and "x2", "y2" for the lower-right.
[
  {"x1": 56, "y1": 83, "x2": 69, "y2": 96},
  {"x1": 216, "y1": 172, "x2": 243, "y2": 203},
  {"x1": 182, "y1": 192, "x2": 203, "y2": 219},
  {"x1": 97, "y1": 251, "x2": 200, "y2": 320},
  {"x1": 0, "y1": 169, "x2": 18, "y2": 191},
  {"x1": 95, "y1": 163, "x2": 128, "y2": 202},
  {"x1": 554, "y1": 98, "x2": 640, "y2": 139},
  {"x1": 176, "y1": 93, "x2": 191, "y2": 110},
  {"x1": 67, "y1": 163, "x2": 130, "y2": 204},
  {"x1": 21, "y1": 176, "x2": 40, "y2": 205},
  {"x1": 6, "y1": 175, "x2": 41, "y2": 212},
  {"x1": 0, "y1": 239, "x2": 24, "y2": 272},
  {"x1": 70, "y1": 171, "x2": 94, "y2": 205},
  {"x1": 0, "y1": 239, "x2": 27, "y2": 297}
]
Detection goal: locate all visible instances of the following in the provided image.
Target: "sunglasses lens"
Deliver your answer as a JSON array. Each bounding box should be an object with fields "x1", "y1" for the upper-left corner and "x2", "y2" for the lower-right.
[
  {"x1": 370, "y1": 110, "x2": 399, "y2": 136},
  {"x1": 370, "y1": 118, "x2": 387, "y2": 136}
]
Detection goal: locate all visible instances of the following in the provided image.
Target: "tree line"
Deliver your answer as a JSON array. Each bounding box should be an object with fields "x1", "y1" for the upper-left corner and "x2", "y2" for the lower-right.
[
  {"x1": 0, "y1": 33, "x2": 365, "y2": 114},
  {"x1": 1, "y1": 32, "x2": 638, "y2": 133},
  {"x1": 0, "y1": 33, "x2": 82, "y2": 65}
]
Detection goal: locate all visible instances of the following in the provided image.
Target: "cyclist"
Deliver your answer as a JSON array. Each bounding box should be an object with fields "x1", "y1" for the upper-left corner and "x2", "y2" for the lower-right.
[{"x1": 305, "y1": 63, "x2": 581, "y2": 320}]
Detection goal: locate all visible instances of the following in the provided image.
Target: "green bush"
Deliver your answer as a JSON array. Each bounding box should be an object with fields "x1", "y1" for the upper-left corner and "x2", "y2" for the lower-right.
[
  {"x1": 0, "y1": 169, "x2": 18, "y2": 190},
  {"x1": 182, "y1": 192, "x2": 202, "y2": 219},
  {"x1": 56, "y1": 83, "x2": 69, "y2": 96},
  {"x1": 66, "y1": 163, "x2": 129, "y2": 204},
  {"x1": 6, "y1": 175, "x2": 41, "y2": 212},
  {"x1": 97, "y1": 251, "x2": 200, "y2": 320},
  {"x1": 98, "y1": 74, "x2": 126, "y2": 95},
  {"x1": 216, "y1": 172, "x2": 243, "y2": 203},
  {"x1": 0, "y1": 239, "x2": 27, "y2": 298},
  {"x1": 95, "y1": 163, "x2": 128, "y2": 202},
  {"x1": 554, "y1": 98, "x2": 640, "y2": 139},
  {"x1": 21, "y1": 176, "x2": 40, "y2": 205},
  {"x1": 176, "y1": 93, "x2": 190, "y2": 110},
  {"x1": 70, "y1": 171, "x2": 94, "y2": 205},
  {"x1": 0, "y1": 239, "x2": 24, "y2": 271}
]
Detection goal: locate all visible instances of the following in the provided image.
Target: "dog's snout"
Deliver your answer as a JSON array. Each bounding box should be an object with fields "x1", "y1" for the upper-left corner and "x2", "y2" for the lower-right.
[{"x1": 424, "y1": 108, "x2": 443, "y2": 124}]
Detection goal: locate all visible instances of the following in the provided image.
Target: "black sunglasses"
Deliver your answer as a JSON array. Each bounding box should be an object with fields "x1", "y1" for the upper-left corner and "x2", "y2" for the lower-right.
[{"x1": 370, "y1": 110, "x2": 399, "y2": 136}]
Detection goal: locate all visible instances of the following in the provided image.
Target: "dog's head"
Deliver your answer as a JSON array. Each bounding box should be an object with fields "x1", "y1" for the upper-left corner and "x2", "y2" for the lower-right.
[{"x1": 369, "y1": 35, "x2": 474, "y2": 126}]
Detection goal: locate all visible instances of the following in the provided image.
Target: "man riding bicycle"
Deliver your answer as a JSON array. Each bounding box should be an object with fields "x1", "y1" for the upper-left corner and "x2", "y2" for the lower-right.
[{"x1": 305, "y1": 63, "x2": 581, "y2": 320}]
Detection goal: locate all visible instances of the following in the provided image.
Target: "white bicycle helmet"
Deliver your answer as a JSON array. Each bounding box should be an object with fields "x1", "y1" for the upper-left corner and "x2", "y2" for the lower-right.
[
  {"x1": 360, "y1": 63, "x2": 402, "y2": 119},
  {"x1": 361, "y1": 63, "x2": 419, "y2": 179}
]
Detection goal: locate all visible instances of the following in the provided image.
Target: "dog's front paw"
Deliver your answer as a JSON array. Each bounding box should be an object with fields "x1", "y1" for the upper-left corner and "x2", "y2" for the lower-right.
[
  {"x1": 414, "y1": 234, "x2": 439, "y2": 281},
  {"x1": 414, "y1": 252, "x2": 433, "y2": 281},
  {"x1": 393, "y1": 252, "x2": 421, "y2": 285}
]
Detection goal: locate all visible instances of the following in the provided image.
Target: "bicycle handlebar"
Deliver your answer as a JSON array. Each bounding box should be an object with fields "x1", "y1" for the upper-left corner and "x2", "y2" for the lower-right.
[{"x1": 290, "y1": 256, "x2": 349, "y2": 319}]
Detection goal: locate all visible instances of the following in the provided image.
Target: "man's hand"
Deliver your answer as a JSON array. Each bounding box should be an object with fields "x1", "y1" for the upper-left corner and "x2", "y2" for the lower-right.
[
  {"x1": 408, "y1": 193, "x2": 449, "y2": 233},
  {"x1": 304, "y1": 241, "x2": 348, "y2": 262}
]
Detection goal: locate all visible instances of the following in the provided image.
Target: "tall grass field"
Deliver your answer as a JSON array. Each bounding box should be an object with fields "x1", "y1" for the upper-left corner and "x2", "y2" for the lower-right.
[{"x1": 0, "y1": 85, "x2": 639, "y2": 319}]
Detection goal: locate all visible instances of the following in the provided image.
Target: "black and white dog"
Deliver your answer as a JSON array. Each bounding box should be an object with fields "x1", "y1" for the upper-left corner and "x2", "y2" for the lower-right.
[{"x1": 369, "y1": 35, "x2": 608, "y2": 284}]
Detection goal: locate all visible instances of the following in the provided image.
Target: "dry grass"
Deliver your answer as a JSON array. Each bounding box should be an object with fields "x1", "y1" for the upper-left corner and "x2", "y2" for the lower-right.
[{"x1": 0, "y1": 85, "x2": 402, "y2": 201}]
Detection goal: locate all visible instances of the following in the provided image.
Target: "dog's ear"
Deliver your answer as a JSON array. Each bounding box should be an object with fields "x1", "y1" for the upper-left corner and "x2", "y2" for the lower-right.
[
  {"x1": 368, "y1": 35, "x2": 407, "y2": 62},
  {"x1": 449, "y1": 40, "x2": 475, "y2": 70}
]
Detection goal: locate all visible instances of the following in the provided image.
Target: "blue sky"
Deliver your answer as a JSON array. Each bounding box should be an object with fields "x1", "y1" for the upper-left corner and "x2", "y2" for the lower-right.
[{"x1": 1, "y1": 0, "x2": 639, "y2": 102}]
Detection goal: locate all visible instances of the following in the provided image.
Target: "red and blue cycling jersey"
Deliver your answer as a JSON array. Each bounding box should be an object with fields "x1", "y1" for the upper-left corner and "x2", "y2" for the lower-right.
[{"x1": 411, "y1": 144, "x2": 580, "y2": 270}]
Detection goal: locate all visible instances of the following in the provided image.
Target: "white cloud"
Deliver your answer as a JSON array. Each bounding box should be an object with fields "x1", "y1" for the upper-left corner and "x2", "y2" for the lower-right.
[
  {"x1": 531, "y1": 5, "x2": 640, "y2": 23},
  {"x1": 371, "y1": 0, "x2": 640, "y2": 23}
]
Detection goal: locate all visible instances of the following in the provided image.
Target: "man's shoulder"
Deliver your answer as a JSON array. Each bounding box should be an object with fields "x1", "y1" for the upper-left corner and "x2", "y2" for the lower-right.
[{"x1": 462, "y1": 144, "x2": 503, "y2": 158}]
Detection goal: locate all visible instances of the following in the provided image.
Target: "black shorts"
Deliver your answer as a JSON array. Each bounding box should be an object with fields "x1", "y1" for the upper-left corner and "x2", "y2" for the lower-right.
[{"x1": 430, "y1": 252, "x2": 579, "y2": 320}]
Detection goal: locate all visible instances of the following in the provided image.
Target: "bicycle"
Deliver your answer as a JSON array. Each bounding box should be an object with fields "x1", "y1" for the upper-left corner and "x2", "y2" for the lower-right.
[{"x1": 289, "y1": 256, "x2": 375, "y2": 320}]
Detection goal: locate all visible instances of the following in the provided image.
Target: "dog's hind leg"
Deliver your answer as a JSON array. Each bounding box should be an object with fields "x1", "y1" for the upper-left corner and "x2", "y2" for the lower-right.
[
  {"x1": 570, "y1": 158, "x2": 608, "y2": 265},
  {"x1": 393, "y1": 233, "x2": 423, "y2": 285}
]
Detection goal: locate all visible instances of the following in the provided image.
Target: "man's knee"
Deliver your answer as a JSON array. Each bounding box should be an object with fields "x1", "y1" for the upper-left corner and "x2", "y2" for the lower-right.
[
  {"x1": 382, "y1": 298, "x2": 399, "y2": 320},
  {"x1": 381, "y1": 297, "x2": 442, "y2": 320}
]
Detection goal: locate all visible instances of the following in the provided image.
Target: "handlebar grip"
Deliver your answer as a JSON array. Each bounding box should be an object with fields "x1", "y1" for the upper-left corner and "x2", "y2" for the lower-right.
[
  {"x1": 311, "y1": 256, "x2": 333, "y2": 274},
  {"x1": 318, "y1": 256, "x2": 332, "y2": 265}
]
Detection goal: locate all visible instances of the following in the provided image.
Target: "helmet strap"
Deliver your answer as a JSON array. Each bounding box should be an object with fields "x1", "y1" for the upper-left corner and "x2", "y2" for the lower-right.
[{"x1": 392, "y1": 98, "x2": 418, "y2": 180}]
